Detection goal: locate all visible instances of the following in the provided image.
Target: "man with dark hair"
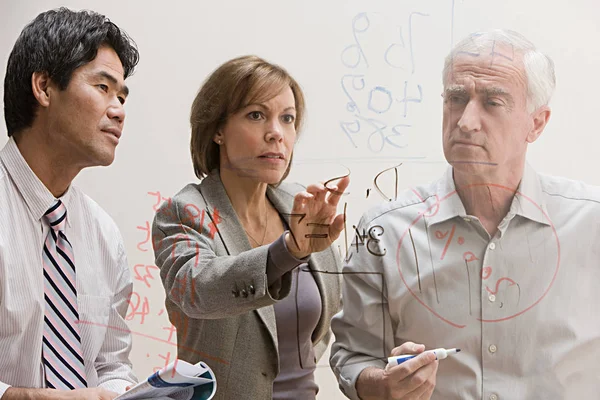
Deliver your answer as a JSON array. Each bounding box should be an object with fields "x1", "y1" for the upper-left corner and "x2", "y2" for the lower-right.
[{"x1": 0, "y1": 8, "x2": 139, "y2": 400}]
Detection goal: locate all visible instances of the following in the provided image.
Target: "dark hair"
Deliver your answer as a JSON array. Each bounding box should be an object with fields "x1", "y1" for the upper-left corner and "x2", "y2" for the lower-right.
[
  {"x1": 3, "y1": 7, "x2": 140, "y2": 136},
  {"x1": 190, "y1": 55, "x2": 305, "y2": 183}
]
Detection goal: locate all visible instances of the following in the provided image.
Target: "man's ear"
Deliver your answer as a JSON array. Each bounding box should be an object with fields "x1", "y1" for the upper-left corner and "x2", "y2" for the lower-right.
[
  {"x1": 526, "y1": 105, "x2": 551, "y2": 144},
  {"x1": 31, "y1": 71, "x2": 52, "y2": 108}
]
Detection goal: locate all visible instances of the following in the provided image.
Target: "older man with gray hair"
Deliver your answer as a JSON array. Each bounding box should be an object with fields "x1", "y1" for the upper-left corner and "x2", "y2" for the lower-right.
[{"x1": 330, "y1": 29, "x2": 600, "y2": 400}]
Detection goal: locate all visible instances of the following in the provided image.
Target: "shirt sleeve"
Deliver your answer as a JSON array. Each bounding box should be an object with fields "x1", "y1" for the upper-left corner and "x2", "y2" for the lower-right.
[
  {"x1": 95, "y1": 242, "x2": 138, "y2": 393},
  {"x1": 329, "y1": 218, "x2": 394, "y2": 400}
]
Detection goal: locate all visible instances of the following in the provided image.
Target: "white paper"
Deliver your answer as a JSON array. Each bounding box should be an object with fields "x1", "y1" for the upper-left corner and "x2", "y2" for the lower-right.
[{"x1": 115, "y1": 360, "x2": 217, "y2": 400}]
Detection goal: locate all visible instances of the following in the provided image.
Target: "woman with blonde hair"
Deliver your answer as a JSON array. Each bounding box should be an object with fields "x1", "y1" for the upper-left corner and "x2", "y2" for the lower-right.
[{"x1": 152, "y1": 55, "x2": 348, "y2": 399}]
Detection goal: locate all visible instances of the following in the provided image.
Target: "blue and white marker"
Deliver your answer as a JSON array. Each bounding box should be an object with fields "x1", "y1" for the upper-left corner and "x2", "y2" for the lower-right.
[{"x1": 387, "y1": 348, "x2": 461, "y2": 367}]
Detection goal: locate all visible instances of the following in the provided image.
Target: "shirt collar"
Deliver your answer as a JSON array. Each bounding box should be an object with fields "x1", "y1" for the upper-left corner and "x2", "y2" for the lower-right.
[
  {"x1": 0, "y1": 137, "x2": 73, "y2": 223},
  {"x1": 426, "y1": 163, "x2": 549, "y2": 227},
  {"x1": 426, "y1": 166, "x2": 468, "y2": 227},
  {"x1": 508, "y1": 162, "x2": 550, "y2": 226}
]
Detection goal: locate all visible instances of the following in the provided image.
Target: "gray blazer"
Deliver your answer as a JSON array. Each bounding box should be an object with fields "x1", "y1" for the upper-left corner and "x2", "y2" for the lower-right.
[{"x1": 152, "y1": 170, "x2": 342, "y2": 399}]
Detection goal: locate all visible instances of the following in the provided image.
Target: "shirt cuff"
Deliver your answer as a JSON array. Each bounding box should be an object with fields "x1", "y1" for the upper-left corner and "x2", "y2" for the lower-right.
[
  {"x1": 0, "y1": 381, "x2": 11, "y2": 399},
  {"x1": 336, "y1": 358, "x2": 387, "y2": 400},
  {"x1": 99, "y1": 378, "x2": 135, "y2": 394}
]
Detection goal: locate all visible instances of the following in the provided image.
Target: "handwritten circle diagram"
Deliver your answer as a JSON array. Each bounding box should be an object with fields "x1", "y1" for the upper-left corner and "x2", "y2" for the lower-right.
[{"x1": 395, "y1": 183, "x2": 561, "y2": 329}]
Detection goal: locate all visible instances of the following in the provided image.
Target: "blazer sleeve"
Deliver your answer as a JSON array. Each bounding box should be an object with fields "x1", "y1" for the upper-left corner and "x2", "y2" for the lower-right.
[{"x1": 152, "y1": 192, "x2": 292, "y2": 320}]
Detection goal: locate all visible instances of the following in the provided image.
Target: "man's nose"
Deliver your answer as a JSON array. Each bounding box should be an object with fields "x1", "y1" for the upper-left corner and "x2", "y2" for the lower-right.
[
  {"x1": 457, "y1": 101, "x2": 482, "y2": 133},
  {"x1": 107, "y1": 98, "x2": 125, "y2": 124}
]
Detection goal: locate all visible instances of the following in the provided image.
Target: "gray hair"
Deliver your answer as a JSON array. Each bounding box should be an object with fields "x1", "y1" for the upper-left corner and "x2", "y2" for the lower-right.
[{"x1": 443, "y1": 29, "x2": 555, "y2": 112}]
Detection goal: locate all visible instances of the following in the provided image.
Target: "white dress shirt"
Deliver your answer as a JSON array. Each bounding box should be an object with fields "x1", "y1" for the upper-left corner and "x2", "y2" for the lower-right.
[
  {"x1": 0, "y1": 138, "x2": 137, "y2": 397},
  {"x1": 331, "y1": 164, "x2": 600, "y2": 400}
]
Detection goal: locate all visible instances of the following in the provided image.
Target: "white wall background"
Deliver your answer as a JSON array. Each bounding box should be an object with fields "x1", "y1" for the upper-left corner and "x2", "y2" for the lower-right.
[{"x1": 1, "y1": 0, "x2": 599, "y2": 398}]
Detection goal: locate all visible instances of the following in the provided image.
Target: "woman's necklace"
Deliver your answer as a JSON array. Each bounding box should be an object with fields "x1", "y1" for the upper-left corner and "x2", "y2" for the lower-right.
[{"x1": 245, "y1": 201, "x2": 269, "y2": 247}]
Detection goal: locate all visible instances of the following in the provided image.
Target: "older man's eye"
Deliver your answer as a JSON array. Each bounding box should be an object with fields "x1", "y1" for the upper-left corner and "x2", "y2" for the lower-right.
[{"x1": 447, "y1": 95, "x2": 467, "y2": 105}]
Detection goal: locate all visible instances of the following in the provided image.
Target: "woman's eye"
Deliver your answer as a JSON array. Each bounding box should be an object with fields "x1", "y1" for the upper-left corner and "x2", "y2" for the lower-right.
[
  {"x1": 282, "y1": 114, "x2": 295, "y2": 124},
  {"x1": 248, "y1": 111, "x2": 263, "y2": 120}
]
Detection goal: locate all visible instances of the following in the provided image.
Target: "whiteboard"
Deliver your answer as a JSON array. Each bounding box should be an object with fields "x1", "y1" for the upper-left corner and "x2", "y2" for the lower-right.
[{"x1": 1, "y1": 0, "x2": 599, "y2": 398}]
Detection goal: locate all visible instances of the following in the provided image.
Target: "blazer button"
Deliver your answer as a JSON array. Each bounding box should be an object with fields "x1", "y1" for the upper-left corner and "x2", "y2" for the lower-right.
[
  {"x1": 248, "y1": 285, "x2": 255, "y2": 294},
  {"x1": 241, "y1": 289, "x2": 248, "y2": 298},
  {"x1": 232, "y1": 289, "x2": 240, "y2": 297}
]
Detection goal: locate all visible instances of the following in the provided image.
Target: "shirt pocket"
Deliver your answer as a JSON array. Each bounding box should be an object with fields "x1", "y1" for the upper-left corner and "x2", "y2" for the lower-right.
[{"x1": 78, "y1": 294, "x2": 110, "y2": 363}]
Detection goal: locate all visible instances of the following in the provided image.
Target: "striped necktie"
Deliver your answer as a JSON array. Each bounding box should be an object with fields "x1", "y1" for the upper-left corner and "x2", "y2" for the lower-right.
[{"x1": 41, "y1": 199, "x2": 87, "y2": 389}]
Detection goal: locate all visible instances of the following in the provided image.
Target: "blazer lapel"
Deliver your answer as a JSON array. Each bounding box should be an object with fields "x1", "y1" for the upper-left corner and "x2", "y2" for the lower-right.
[
  {"x1": 199, "y1": 170, "x2": 279, "y2": 353},
  {"x1": 198, "y1": 170, "x2": 253, "y2": 255}
]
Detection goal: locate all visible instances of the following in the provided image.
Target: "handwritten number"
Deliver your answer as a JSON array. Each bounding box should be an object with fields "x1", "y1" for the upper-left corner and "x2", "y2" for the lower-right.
[{"x1": 366, "y1": 225, "x2": 387, "y2": 256}]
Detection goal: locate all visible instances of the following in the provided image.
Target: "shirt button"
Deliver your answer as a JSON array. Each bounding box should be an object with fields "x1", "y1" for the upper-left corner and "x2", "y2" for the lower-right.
[
  {"x1": 490, "y1": 394, "x2": 498, "y2": 400},
  {"x1": 489, "y1": 242, "x2": 496, "y2": 250},
  {"x1": 489, "y1": 344, "x2": 497, "y2": 353},
  {"x1": 463, "y1": 217, "x2": 471, "y2": 222},
  {"x1": 489, "y1": 294, "x2": 496, "y2": 302}
]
